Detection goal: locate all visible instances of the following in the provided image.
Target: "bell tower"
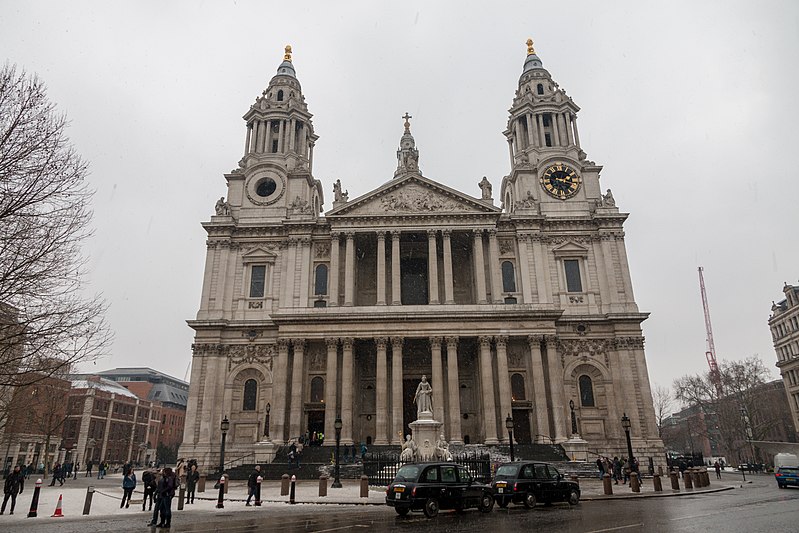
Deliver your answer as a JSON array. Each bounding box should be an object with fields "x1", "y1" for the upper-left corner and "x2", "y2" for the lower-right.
[
  {"x1": 224, "y1": 45, "x2": 323, "y2": 221},
  {"x1": 501, "y1": 39, "x2": 604, "y2": 217}
]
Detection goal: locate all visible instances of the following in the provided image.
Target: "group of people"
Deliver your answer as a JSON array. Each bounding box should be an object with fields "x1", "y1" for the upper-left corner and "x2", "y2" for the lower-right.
[
  {"x1": 298, "y1": 431, "x2": 325, "y2": 447},
  {"x1": 596, "y1": 456, "x2": 638, "y2": 484}
]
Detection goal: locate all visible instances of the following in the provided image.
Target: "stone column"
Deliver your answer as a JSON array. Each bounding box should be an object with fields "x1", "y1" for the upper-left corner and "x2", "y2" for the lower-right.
[
  {"x1": 507, "y1": 139, "x2": 514, "y2": 166},
  {"x1": 244, "y1": 123, "x2": 252, "y2": 156},
  {"x1": 445, "y1": 337, "x2": 463, "y2": 444},
  {"x1": 288, "y1": 339, "x2": 305, "y2": 440},
  {"x1": 537, "y1": 114, "x2": 546, "y2": 146},
  {"x1": 391, "y1": 231, "x2": 401, "y2": 305},
  {"x1": 599, "y1": 234, "x2": 620, "y2": 305},
  {"x1": 442, "y1": 230, "x2": 455, "y2": 304},
  {"x1": 340, "y1": 338, "x2": 354, "y2": 445},
  {"x1": 572, "y1": 114, "x2": 581, "y2": 148},
  {"x1": 299, "y1": 237, "x2": 311, "y2": 305},
  {"x1": 487, "y1": 229, "x2": 502, "y2": 303},
  {"x1": 430, "y1": 337, "x2": 445, "y2": 423},
  {"x1": 526, "y1": 114, "x2": 537, "y2": 147},
  {"x1": 323, "y1": 338, "x2": 338, "y2": 445},
  {"x1": 271, "y1": 339, "x2": 290, "y2": 443},
  {"x1": 616, "y1": 236, "x2": 637, "y2": 301},
  {"x1": 544, "y1": 336, "x2": 568, "y2": 442},
  {"x1": 288, "y1": 118, "x2": 295, "y2": 152},
  {"x1": 473, "y1": 230, "x2": 487, "y2": 304},
  {"x1": 344, "y1": 232, "x2": 355, "y2": 306},
  {"x1": 531, "y1": 236, "x2": 551, "y2": 303},
  {"x1": 277, "y1": 120, "x2": 285, "y2": 153},
  {"x1": 517, "y1": 234, "x2": 533, "y2": 303},
  {"x1": 376, "y1": 231, "x2": 387, "y2": 305},
  {"x1": 427, "y1": 230, "x2": 440, "y2": 304},
  {"x1": 527, "y1": 335, "x2": 550, "y2": 443},
  {"x1": 282, "y1": 238, "x2": 298, "y2": 307},
  {"x1": 375, "y1": 337, "x2": 389, "y2": 444},
  {"x1": 495, "y1": 336, "x2": 513, "y2": 443},
  {"x1": 329, "y1": 233, "x2": 340, "y2": 306},
  {"x1": 552, "y1": 112, "x2": 561, "y2": 146},
  {"x1": 564, "y1": 112, "x2": 574, "y2": 146},
  {"x1": 478, "y1": 336, "x2": 499, "y2": 444},
  {"x1": 390, "y1": 337, "x2": 404, "y2": 443}
]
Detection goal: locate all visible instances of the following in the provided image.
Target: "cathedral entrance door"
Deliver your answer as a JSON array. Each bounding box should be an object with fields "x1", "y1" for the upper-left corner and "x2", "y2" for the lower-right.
[
  {"x1": 307, "y1": 411, "x2": 324, "y2": 438},
  {"x1": 512, "y1": 409, "x2": 532, "y2": 444}
]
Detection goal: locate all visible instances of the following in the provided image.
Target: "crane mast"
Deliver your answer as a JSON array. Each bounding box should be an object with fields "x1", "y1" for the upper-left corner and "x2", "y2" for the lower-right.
[{"x1": 698, "y1": 266, "x2": 722, "y2": 394}]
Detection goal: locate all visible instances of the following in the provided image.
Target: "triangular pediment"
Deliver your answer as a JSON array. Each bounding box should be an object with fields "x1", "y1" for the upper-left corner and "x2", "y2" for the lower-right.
[
  {"x1": 326, "y1": 174, "x2": 500, "y2": 217},
  {"x1": 241, "y1": 246, "x2": 278, "y2": 263},
  {"x1": 552, "y1": 241, "x2": 589, "y2": 257}
]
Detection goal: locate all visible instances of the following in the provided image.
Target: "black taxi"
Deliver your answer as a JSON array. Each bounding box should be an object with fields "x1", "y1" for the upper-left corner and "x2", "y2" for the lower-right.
[
  {"x1": 386, "y1": 462, "x2": 495, "y2": 518},
  {"x1": 492, "y1": 461, "x2": 580, "y2": 508}
]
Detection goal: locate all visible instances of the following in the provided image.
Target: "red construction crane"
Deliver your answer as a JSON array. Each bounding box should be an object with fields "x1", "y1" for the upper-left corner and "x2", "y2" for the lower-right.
[{"x1": 698, "y1": 266, "x2": 722, "y2": 394}]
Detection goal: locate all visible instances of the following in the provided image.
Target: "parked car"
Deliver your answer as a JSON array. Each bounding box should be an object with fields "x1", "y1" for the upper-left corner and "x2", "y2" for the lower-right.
[
  {"x1": 775, "y1": 466, "x2": 799, "y2": 489},
  {"x1": 385, "y1": 462, "x2": 495, "y2": 518},
  {"x1": 492, "y1": 461, "x2": 580, "y2": 508}
]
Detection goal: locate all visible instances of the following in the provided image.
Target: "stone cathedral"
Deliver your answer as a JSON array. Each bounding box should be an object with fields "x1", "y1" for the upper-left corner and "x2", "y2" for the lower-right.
[{"x1": 180, "y1": 42, "x2": 666, "y2": 467}]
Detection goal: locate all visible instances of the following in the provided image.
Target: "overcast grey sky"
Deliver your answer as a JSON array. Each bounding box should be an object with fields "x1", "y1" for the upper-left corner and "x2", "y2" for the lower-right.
[{"x1": 2, "y1": 1, "x2": 796, "y2": 396}]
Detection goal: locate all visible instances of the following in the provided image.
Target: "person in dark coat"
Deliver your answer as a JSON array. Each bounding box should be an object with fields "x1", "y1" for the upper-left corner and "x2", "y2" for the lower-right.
[
  {"x1": 1, "y1": 465, "x2": 24, "y2": 515},
  {"x1": 49, "y1": 463, "x2": 63, "y2": 486},
  {"x1": 121, "y1": 468, "x2": 136, "y2": 508},
  {"x1": 186, "y1": 464, "x2": 199, "y2": 504},
  {"x1": 245, "y1": 465, "x2": 261, "y2": 506},
  {"x1": 149, "y1": 467, "x2": 175, "y2": 528},
  {"x1": 142, "y1": 469, "x2": 157, "y2": 512}
]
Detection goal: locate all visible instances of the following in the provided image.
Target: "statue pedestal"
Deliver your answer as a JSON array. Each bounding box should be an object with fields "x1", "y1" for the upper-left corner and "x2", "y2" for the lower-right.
[
  {"x1": 253, "y1": 440, "x2": 277, "y2": 464},
  {"x1": 409, "y1": 411, "x2": 443, "y2": 462},
  {"x1": 562, "y1": 435, "x2": 589, "y2": 462}
]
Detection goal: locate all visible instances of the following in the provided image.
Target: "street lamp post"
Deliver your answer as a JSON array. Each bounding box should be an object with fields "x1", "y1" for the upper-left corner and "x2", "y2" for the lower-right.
[
  {"x1": 332, "y1": 415, "x2": 343, "y2": 488},
  {"x1": 621, "y1": 413, "x2": 635, "y2": 472},
  {"x1": 505, "y1": 414, "x2": 515, "y2": 462},
  {"x1": 218, "y1": 416, "x2": 230, "y2": 476},
  {"x1": 264, "y1": 403, "x2": 271, "y2": 439}
]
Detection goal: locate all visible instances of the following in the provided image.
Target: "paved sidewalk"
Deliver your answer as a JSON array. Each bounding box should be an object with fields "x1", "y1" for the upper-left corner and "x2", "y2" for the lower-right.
[{"x1": 0, "y1": 471, "x2": 745, "y2": 524}]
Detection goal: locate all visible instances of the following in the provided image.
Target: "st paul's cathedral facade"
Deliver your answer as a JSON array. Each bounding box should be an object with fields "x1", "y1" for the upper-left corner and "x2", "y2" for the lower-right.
[{"x1": 180, "y1": 42, "x2": 666, "y2": 467}]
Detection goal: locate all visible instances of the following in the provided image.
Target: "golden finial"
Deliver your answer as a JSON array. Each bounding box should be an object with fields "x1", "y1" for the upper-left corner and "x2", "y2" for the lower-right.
[
  {"x1": 526, "y1": 38, "x2": 535, "y2": 56},
  {"x1": 284, "y1": 45, "x2": 292, "y2": 62}
]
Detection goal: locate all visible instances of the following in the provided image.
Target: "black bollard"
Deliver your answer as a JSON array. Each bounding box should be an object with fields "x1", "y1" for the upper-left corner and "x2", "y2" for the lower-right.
[
  {"x1": 216, "y1": 476, "x2": 225, "y2": 509},
  {"x1": 255, "y1": 475, "x2": 262, "y2": 506},
  {"x1": 178, "y1": 482, "x2": 185, "y2": 511},
  {"x1": 82, "y1": 485, "x2": 95, "y2": 515},
  {"x1": 27, "y1": 478, "x2": 42, "y2": 518},
  {"x1": 289, "y1": 474, "x2": 296, "y2": 504}
]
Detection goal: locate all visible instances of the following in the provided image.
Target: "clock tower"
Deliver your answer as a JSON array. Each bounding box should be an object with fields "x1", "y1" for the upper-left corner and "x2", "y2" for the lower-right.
[{"x1": 500, "y1": 39, "x2": 604, "y2": 218}]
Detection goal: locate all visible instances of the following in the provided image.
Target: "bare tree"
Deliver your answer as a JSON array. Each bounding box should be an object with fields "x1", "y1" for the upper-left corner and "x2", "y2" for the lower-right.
[
  {"x1": 651, "y1": 384, "x2": 674, "y2": 438},
  {"x1": 673, "y1": 356, "x2": 773, "y2": 462},
  {"x1": 0, "y1": 64, "x2": 111, "y2": 401}
]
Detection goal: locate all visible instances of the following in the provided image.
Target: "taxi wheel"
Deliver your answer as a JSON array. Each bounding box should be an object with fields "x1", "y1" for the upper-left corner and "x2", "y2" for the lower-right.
[
  {"x1": 523, "y1": 492, "x2": 537, "y2": 509},
  {"x1": 479, "y1": 492, "x2": 494, "y2": 513},
  {"x1": 568, "y1": 489, "x2": 580, "y2": 505},
  {"x1": 395, "y1": 507, "x2": 410, "y2": 516},
  {"x1": 423, "y1": 498, "x2": 439, "y2": 518}
]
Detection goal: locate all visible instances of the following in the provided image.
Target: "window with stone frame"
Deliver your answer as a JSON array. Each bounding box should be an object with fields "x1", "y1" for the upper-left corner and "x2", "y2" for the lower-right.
[
  {"x1": 249, "y1": 265, "x2": 266, "y2": 298},
  {"x1": 314, "y1": 264, "x2": 328, "y2": 296},
  {"x1": 310, "y1": 377, "x2": 324, "y2": 403},
  {"x1": 579, "y1": 375, "x2": 595, "y2": 407},
  {"x1": 243, "y1": 379, "x2": 258, "y2": 411},
  {"x1": 564, "y1": 259, "x2": 583, "y2": 293},
  {"x1": 502, "y1": 261, "x2": 517, "y2": 292},
  {"x1": 511, "y1": 373, "x2": 526, "y2": 401}
]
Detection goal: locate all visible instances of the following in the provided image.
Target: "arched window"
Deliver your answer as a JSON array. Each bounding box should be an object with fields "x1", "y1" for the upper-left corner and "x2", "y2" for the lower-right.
[
  {"x1": 314, "y1": 264, "x2": 328, "y2": 296},
  {"x1": 537, "y1": 83, "x2": 544, "y2": 95},
  {"x1": 579, "y1": 375, "x2": 595, "y2": 407},
  {"x1": 277, "y1": 90, "x2": 284, "y2": 101},
  {"x1": 243, "y1": 379, "x2": 258, "y2": 411},
  {"x1": 310, "y1": 377, "x2": 324, "y2": 403},
  {"x1": 502, "y1": 261, "x2": 517, "y2": 292},
  {"x1": 511, "y1": 373, "x2": 526, "y2": 401}
]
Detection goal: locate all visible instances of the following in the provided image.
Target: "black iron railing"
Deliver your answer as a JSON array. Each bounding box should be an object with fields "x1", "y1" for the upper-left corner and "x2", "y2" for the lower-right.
[{"x1": 362, "y1": 452, "x2": 492, "y2": 486}]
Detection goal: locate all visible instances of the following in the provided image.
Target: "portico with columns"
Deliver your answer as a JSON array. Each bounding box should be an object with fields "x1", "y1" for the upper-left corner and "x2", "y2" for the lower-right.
[{"x1": 180, "y1": 42, "x2": 666, "y2": 471}]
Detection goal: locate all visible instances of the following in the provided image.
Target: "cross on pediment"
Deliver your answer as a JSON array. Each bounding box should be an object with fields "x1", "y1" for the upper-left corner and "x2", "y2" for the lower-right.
[{"x1": 402, "y1": 112, "x2": 412, "y2": 133}]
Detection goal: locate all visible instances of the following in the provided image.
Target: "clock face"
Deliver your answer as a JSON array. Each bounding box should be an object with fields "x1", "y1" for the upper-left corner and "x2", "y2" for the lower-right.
[{"x1": 540, "y1": 164, "x2": 581, "y2": 199}]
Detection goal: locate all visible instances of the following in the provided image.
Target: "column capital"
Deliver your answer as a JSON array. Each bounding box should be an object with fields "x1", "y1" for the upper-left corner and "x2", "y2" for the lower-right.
[
  {"x1": 344, "y1": 231, "x2": 355, "y2": 240},
  {"x1": 445, "y1": 336, "x2": 459, "y2": 349},
  {"x1": 430, "y1": 336, "x2": 443, "y2": 349},
  {"x1": 375, "y1": 336, "x2": 388, "y2": 350},
  {"x1": 391, "y1": 229, "x2": 402, "y2": 239},
  {"x1": 277, "y1": 338, "x2": 291, "y2": 350},
  {"x1": 517, "y1": 233, "x2": 530, "y2": 243},
  {"x1": 325, "y1": 337, "x2": 339, "y2": 350},
  {"x1": 290, "y1": 338, "x2": 306, "y2": 350},
  {"x1": 442, "y1": 229, "x2": 452, "y2": 238},
  {"x1": 390, "y1": 336, "x2": 404, "y2": 349},
  {"x1": 331, "y1": 232, "x2": 341, "y2": 242},
  {"x1": 495, "y1": 335, "x2": 508, "y2": 348},
  {"x1": 376, "y1": 230, "x2": 387, "y2": 240},
  {"x1": 473, "y1": 229, "x2": 484, "y2": 238},
  {"x1": 543, "y1": 334, "x2": 558, "y2": 347},
  {"x1": 527, "y1": 334, "x2": 544, "y2": 346},
  {"x1": 487, "y1": 228, "x2": 498, "y2": 237},
  {"x1": 426, "y1": 229, "x2": 438, "y2": 238},
  {"x1": 341, "y1": 337, "x2": 354, "y2": 350},
  {"x1": 478, "y1": 335, "x2": 492, "y2": 348},
  {"x1": 287, "y1": 237, "x2": 299, "y2": 247}
]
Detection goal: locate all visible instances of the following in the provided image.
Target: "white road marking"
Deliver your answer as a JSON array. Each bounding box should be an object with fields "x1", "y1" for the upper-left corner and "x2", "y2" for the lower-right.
[{"x1": 585, "y1": 524, "x2": 644, "y2": 533}]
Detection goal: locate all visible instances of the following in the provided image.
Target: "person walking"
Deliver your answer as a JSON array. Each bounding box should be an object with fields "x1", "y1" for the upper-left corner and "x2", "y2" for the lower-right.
[
  {"x1": 186, "y1": 465, "x2": 199, "y2": 504},
  {"x1": 150, "y1": 467, "x2": 175, "y2": 528},
  {"x1": 1, "y1": 465, "x2": 24, "y2": 515},
  {"x1": 73, "y1": 462, "x2": 79, "y2": 480},
  {"x1": 714, "y1": 460, "x2": 722, "y2": 479},
  {"x1": 86, "y1": 460, "x2": 93, "y2": 477},
  {"x1": 120, "y1": 468, "x2": 136, "y2": 508},
  {"x1": 142, "y1": 469, "x2": 157, "y2": 512},
  {"x1": 596, "y1": 457, "x2": 604, "y2": 479},
  {"x1": 245, "y1": 465, "x2": 261, "y2": 506},
  {"x1": 612, "y1": 457, "x2": 622, "y2": 485}
]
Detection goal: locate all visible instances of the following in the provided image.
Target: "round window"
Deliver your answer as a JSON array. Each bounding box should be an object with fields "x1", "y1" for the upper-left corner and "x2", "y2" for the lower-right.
[{"x1": 256, "y1": 178, "x2": 277, "y2": 197}]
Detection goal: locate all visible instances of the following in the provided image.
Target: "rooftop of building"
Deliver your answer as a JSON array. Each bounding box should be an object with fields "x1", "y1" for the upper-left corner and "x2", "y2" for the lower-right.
[
  {"x1": 70, "y1": 375, "x2": 139, "y2": 399},
  {"x1": 96, "y1": 367, "x2": 189, "y2": 389}
]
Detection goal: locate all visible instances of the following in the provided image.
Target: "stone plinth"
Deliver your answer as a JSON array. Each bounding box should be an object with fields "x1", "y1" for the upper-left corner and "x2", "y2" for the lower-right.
[
  {"x1": 409, "y1": 411, "x2": 442, "y2": 462},
  {"x1": 253, "y1": 440, "x2": 278, "y2": 464},
  {"x1": 562, "y1": 435, "x2": 589, "y2": 462}
]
